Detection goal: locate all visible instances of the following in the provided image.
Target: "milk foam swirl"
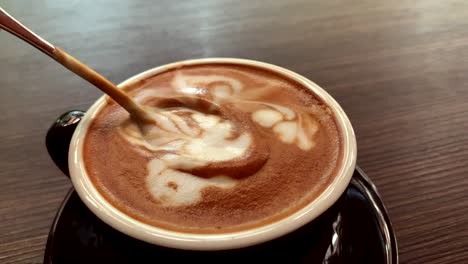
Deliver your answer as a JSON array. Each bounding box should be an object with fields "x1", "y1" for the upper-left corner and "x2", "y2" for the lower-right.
[{"x1": 119, "y1": 73, "x2": 319, "y2": 206}]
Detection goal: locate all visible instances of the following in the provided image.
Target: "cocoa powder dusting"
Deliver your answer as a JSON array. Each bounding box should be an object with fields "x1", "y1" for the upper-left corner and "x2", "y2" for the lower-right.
[{"x1": 83, "y1": 63, "x2": 343, "y2": 233}]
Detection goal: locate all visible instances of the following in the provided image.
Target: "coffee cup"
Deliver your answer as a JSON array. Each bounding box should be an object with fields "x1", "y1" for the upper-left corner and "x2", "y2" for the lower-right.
[{"x1": 47, "y1": 58, "x2": 356, "y2": 250}]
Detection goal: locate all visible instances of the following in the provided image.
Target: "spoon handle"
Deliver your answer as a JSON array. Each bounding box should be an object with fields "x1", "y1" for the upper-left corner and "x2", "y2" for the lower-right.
[
  {"x1": 0, "y1": 7, "x2": 151, "y2": 121},
  {"x1": 0, "y1": 7, "x2": 56, "y2": 55}
]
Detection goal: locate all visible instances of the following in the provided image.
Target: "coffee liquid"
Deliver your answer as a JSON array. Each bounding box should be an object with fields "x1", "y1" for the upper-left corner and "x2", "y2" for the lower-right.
[{"x1": 83, "y1": 63, "x2": 342, "y2": 233}]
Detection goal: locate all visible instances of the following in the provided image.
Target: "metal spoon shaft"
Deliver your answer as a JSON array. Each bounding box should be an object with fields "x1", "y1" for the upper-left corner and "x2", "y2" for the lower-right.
[
  {"x1": 0, "y1": 7, "x2": 55, "y2": 56},
  {"x1": 0, "y1": 7, "x2": 149, "y2": 121}
]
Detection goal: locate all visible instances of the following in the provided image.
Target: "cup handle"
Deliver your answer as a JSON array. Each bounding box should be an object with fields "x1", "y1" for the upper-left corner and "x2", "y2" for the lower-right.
[{"x1": 46, "y1": 110, "x2": 85, "y2": 177}]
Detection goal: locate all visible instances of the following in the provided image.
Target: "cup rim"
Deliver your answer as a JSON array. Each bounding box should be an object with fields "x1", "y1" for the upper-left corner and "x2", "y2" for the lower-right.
[{"x1": 68, "y1": 58, "x2": 357, "y2": 250}]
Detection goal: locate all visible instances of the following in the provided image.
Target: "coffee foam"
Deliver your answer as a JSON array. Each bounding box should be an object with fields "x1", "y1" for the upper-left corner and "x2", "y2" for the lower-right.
[
  {"x1": 84, "y1": 64, "x2": 342, "y2": 233},
  {"x1": 120, "y1": 104, "x2": 255, "y2": 206},
  {"x1": 147, "y1": 159, "x2": 236, "y2": 206},
  {"x1": 117, "y1": 71, "x2": 320, "y2": 206}
]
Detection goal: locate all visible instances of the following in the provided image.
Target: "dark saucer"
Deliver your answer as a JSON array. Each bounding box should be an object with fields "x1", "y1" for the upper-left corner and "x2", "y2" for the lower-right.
[{"x1": 43, "y1": 167, "x2": 398, "y2": 264}]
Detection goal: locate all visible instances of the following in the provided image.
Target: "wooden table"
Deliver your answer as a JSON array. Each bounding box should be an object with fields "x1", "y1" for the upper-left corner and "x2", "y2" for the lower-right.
[{"x1": 1, "y1": 0, "x2": 468, "y2": 263}]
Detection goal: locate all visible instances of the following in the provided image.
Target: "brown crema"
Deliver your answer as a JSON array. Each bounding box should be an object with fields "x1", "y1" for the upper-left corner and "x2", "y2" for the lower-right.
[{"x1": 83, "y1": 63, "x2": 343, "y2": 233}]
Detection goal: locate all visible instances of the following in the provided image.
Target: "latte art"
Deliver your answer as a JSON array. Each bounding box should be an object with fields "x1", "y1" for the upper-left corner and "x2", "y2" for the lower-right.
[
  {"x1": 120, "y1": 106, "x2": 257, "y2": 206},
  {"x1": 117, "y1": 72, "x2": 320, "y2": 206},
  {"x1": 84, "y1": 63, "x2": 342, "y2": 233}
]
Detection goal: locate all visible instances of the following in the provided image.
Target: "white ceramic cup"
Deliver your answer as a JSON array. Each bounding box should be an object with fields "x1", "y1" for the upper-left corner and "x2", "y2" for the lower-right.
[{"x1": 68, "y1": 58, "x2": 357, "y2": 250}]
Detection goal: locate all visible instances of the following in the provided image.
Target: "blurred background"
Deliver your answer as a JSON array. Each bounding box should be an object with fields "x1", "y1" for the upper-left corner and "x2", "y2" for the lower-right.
[{"x1": 1, "y1": 0, "x2": 468, "y2": 263}]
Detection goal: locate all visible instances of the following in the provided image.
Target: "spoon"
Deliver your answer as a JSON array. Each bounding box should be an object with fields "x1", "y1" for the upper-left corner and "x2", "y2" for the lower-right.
[{"x1": 0, "y1": 7, "x2": 152, "y2": 123}]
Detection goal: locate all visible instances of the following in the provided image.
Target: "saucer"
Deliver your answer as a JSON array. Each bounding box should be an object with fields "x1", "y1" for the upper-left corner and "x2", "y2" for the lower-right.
[{"x1": 43, "y1": 167, "x2": 397, "y2": 264}]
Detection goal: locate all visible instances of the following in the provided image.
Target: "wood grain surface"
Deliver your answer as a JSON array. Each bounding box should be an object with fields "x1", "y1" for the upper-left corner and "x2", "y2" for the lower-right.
[{"x1": 1, "y1": 0, "x2": 468, "y2": 263}]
